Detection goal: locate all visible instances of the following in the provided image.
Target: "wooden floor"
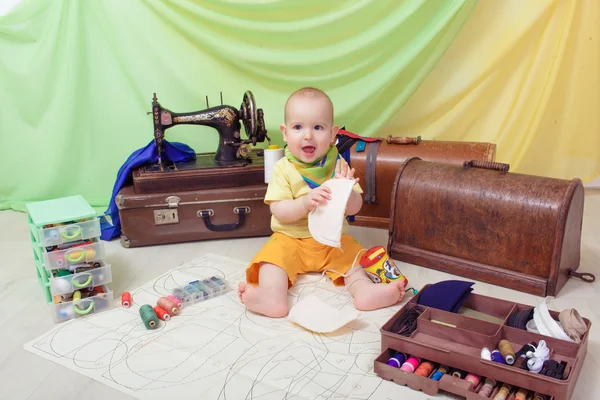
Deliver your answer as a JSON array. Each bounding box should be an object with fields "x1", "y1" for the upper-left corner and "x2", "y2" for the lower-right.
[{"x1": 1, "y1": 189, "x2": 599, "y2": 400}]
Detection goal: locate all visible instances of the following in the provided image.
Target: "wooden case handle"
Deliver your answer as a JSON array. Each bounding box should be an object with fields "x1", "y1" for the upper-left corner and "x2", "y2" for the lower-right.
[
  {"x1": 569, "y1": 270, "x2": 596, "y2": 283},
  {"x1": 386, "y1": 135, "x2": 421, "y2": 145},
  {"x1": 463, "y1": 160, "x2": 510, "y2": 172}
]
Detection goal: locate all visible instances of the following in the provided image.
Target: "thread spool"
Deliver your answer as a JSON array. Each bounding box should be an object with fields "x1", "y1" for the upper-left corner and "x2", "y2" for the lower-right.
[
  {"x1": 386, "y1": 352, "x2": 406, "y2": 368},
  {"x1": 493, "y1": 383, "x2": 513, "y2": 400},
  {"x1": 399, "y1": 356, "x2": 420, "y2": 373},
  {"x1": 121, "y1": 292, "x2": 131, "y2": 308},
  {"x1": 264, "y1": 145, "x2": 284, "y2": 183},
  {"x1": 414, "y1": 361, "x2": 434, "y2": 377},
  {"x1": 514, "y1": 355, "x2": 527, "y2": 369},
  {"x1": 499, "y1": 340, "x2": 516, "y2": 365},
  {"x1": 73, "y1": 290, "x2": 81, "y2": 301},
  {"x1": 153, "y1": 305, "x2": 171, "y2": 321},
  {"x1": 451, "y1": 369, "x2": 467, "y2": 379},
  {"x1": 491, "y1": 350, "x2": 506, "y2": 364},
  {"x1": 515, "y1": 388, "x2": 529, "y2": 400},
  {"x1": 465, "y1": 373, "x2": 481, "y2": 387},
  {"x1": 481, "y1": 347, "x2": 492, "y2": 360},
  {"x1": 167, "y1": 295, "x2": 182, "y2": 308},
  {"x1": 139, "y1": 304, "x2": 159, "y2": 329},
  {"x1": 533, "y1": 393, "x2": 547, "y2": 400},
  {"x1": 477, "y1": 378, "x2": 497, "y2": 397},
  {"x1": 157, "y1": 297, "x2": 179, "y2": 316},
  {"x1": 430, "y1": 365, "x2": 449, "y2": 381}
]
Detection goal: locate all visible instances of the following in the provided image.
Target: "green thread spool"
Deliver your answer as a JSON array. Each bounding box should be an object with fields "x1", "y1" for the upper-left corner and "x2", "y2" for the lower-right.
[{"x1": 140, "y1": 304, "x2": 159, "y2": 329}]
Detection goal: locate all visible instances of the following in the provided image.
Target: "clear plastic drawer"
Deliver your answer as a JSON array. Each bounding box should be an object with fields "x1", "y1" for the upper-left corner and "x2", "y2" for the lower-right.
[
  {"x1": 33, "y1": 218, "x2": 101, "y2": 247},
  {"x1": 50, "y1": 285, "x2": 113, "y2": 323},
  {"x1": 42, "y1": 242, "x2": 105, "y2": 271},
  {"x1": 49, "y1": 263, "x2": 112, "y2": 296}
]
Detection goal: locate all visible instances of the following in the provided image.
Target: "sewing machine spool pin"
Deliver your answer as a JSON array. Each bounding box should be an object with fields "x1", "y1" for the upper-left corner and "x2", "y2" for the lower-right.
[{"x1": 151, "y1": 91, "x2": 269, "y2": 169}]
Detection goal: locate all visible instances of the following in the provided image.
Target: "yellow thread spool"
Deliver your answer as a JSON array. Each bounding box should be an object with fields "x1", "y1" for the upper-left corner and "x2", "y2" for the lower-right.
[
  {"x1": 359, "y1": 246, "x2": 408, "y2": 284},
  {"x1": 499, "y1": 339, "x2": 516, "y2": 364},
  {"x1": 493, "y1": 383, "x2": 513, "y2": 400}
]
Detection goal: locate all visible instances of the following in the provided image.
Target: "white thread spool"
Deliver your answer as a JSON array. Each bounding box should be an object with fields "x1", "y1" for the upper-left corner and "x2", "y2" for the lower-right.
[{"x1": 264, "y1": 145, "x2": 284, "y2": 183}]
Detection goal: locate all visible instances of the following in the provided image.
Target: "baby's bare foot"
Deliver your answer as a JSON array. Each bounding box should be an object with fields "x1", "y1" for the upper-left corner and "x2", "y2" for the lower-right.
[
  {"x1": 353, "y1": 281, "x2": 406, "y2": 311},
  {"x1": 238, "y1": 282, "x2": 288, "y2": 318}
]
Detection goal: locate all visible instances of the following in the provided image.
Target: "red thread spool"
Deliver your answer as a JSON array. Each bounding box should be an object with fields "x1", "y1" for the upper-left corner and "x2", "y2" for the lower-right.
[
  {"x1": 153, "y1": 306, "x2": 171, "y2": 321},
  {"x1": 122, "y1": 292, "x2": 132, "y2": 308},
  {"x1": 157, "y1": 297, "x2": 179, "y2": 316},
  {"x1": 465, "y1": 373, "x2": 481, "y2": 387}
]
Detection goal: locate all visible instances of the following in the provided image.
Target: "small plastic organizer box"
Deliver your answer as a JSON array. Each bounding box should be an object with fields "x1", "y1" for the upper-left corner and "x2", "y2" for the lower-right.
[
  {"x1": 375, "y1": 285, "x2": 591, "y2": 400},
  {"x1": 172, "y1": 277, "x2": 230, "y2": 307},
  {"x1": 26, "y1": 195, "x2": 113, "y2": 323}
]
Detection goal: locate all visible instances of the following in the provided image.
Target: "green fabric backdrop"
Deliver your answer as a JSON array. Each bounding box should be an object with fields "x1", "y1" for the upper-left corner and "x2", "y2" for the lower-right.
[{"x1": 0, "y1": 0, "x2": 477, "y2": 211}]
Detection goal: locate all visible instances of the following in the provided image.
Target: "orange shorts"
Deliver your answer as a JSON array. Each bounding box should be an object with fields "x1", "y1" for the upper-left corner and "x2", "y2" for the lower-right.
[{"x1": 246, "y1": 232, "x2": 365, "y2": 287}]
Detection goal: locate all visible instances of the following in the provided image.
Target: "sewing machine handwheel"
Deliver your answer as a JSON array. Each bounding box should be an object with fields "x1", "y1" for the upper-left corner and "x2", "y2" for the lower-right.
[{"x1": 240, "y1": 91, "x2": 257, "y2": 141}]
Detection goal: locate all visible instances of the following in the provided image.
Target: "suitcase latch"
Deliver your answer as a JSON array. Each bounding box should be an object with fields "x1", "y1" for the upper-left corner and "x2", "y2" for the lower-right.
[
  {"x1": 154, "y1": 196, "x2": 181, "y2": 225},
  {"x1": 165, "y1": 196, "x2": 181, "y2": 208}
]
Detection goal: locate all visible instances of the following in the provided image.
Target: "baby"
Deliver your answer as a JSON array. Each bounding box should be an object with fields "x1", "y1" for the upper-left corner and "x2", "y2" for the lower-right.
[{"x1": 238, "y1": 87, "x2": 405, "y2": 317}]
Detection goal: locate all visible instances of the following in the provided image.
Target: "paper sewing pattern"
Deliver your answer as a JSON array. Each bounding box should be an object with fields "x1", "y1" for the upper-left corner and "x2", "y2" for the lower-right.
[
  {"x1": 288, "y1": 294, "x2": 360, "y2": 333},
  {"x1": 23, "y1": 253, "x2": 450, "y2": 400},
  {"x1": 308, "y1": 178, "x2": 355, "y2": 247}
]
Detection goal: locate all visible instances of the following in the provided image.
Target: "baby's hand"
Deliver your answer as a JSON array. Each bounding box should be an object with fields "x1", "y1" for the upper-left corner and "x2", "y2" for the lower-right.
[
  {"x1": 334, "y1": 159, "x2": 360, "y2": 183},
  {"x1": 302, "y1": 186, "x2": 332, "y2": 212}
]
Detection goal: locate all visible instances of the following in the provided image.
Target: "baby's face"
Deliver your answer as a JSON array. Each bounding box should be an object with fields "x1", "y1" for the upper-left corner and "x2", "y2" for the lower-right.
[{"x1": 280, "y1": 96, "x2": 338, "y2": 163}]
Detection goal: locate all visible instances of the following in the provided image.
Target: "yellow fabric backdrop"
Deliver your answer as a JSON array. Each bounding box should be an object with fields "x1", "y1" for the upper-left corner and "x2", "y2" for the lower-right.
[{"x1": 381, "y1": 0, "x2": 600, "y2": 182}]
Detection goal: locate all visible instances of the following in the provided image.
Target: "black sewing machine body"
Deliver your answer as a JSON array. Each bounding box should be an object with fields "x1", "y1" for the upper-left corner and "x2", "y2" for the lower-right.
[
  {"x1": 132, "y1": 91, "x2": 270, "y2": 194},
  {"x1": 151, "y1": 91, "x2": 270, "y2": 169}
]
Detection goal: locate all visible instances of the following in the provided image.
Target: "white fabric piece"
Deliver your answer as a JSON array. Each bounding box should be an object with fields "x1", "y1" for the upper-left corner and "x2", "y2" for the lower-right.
[
  {"x1": 308, "y1": 178, "x2": 355, "y2": 247},
  {"x1": 533, "y1": 297, "x2": 575, "y2": 342},
  {"x1": 288, "y1": 294, "x2": 360, "y2": 333}
]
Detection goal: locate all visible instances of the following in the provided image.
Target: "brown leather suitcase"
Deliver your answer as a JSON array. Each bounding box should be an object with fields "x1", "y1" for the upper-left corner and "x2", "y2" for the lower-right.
[
  {"x1": 340, "y1": 134, "x2": 496, "y2": 229},
  {"x1": 131, "y1": 149, "x2": 265, "y2": 194},
  {"x1": 115, "y1": 184, "x2": 272, "y2": 248},
  {"x1": 387, "y1": 158, "x2": 595, "y2": 297}
]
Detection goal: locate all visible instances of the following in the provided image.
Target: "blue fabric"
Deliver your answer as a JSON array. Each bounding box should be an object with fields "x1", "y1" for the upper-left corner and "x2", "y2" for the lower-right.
[
  {"x1": 100, "y1": 140, "x2": 196, "y2": 240},
  {"x1": 416, "y1": 280, "x2": 475, "y2": 313}
]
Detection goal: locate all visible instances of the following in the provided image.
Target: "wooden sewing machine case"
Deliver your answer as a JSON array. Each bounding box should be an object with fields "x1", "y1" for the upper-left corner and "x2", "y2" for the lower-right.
[
  {"x1": 387, "y1": 158, "x2": 591, "y2": 297},
  {"x1": 344, "y1": 135, "x2": 496, "y2": 229},
  {"x1": 131, "y1": 149, "x2": 266, "y2": 194}
]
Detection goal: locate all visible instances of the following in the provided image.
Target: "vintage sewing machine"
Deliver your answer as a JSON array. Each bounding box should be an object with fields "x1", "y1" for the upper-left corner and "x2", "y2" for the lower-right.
[{"x1": 132, "y1": 91, "x2": 271, "y2": 194}]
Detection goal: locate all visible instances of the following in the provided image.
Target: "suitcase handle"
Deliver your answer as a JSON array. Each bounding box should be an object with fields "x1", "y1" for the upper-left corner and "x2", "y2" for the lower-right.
[
  {"x1": 386, "y1": 135, "x2": 421, "y2": 145},
  {"x1": 197, "y1": 207, "x2": 249, "y2": 232},
  {"x1": 463, "y1": 160, "x2": 510, "y2": 172}
]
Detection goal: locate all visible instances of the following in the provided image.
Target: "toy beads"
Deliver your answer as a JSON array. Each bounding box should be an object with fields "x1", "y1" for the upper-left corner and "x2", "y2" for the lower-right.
[{"x1": 140, "y1": 304, "x2": 159, "y2": 329}]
